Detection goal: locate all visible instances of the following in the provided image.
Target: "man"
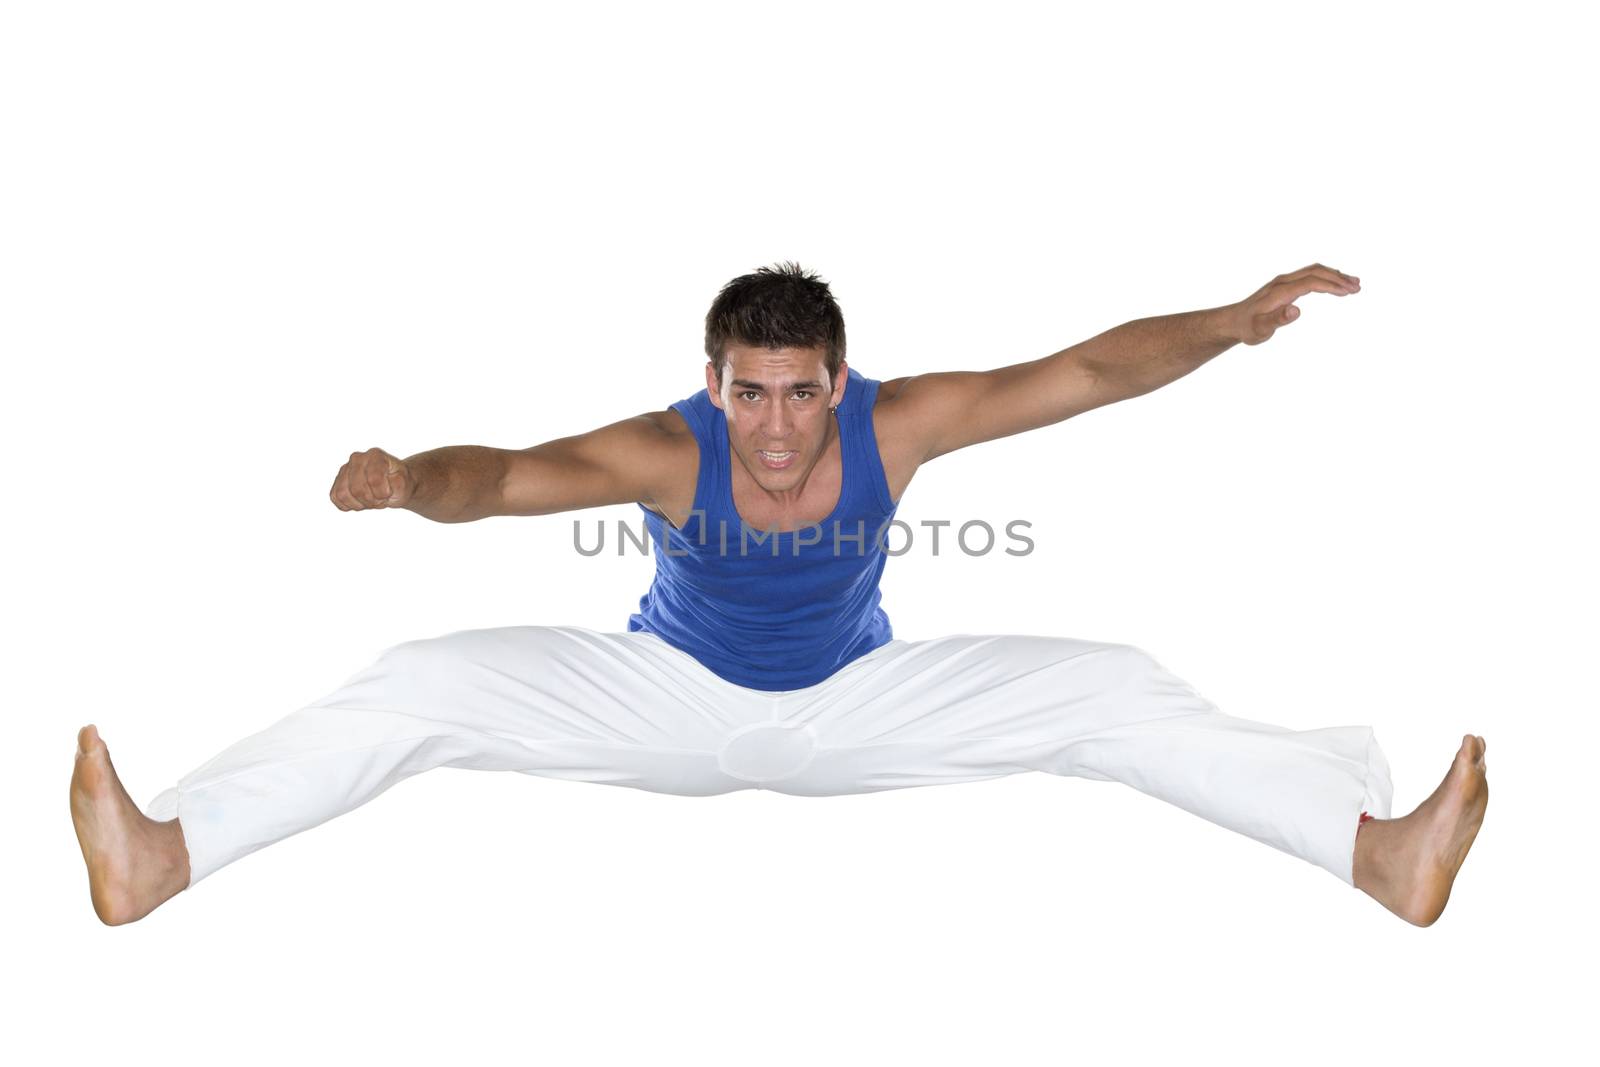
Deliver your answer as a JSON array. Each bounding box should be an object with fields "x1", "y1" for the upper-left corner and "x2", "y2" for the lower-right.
[{"x1": 70, "y1": 261, "x2": 1488, "y2": 927}]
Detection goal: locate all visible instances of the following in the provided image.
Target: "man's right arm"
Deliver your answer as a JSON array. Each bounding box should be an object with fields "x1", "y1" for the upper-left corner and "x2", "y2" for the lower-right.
[{"x1": 328, "y1": 411, "x2": 694, "y2": 524}]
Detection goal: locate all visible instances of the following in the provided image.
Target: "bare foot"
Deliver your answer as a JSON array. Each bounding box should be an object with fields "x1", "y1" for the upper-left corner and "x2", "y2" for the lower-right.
[
  {"x1": 70, "y1": 725, "x2": 191, "y2": 925},
  {"x1": 1353, "y1": 734, "x2": 1488, "y2": 926}
]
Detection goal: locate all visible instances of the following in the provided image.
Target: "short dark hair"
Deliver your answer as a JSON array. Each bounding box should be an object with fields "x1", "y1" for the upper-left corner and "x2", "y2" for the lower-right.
[{"x1": 704, "y1": 261, "x2": 847, "y2": 385}]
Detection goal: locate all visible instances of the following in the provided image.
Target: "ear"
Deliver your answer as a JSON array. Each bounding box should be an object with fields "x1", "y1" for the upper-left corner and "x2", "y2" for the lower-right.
[
  {"x1": 829, "y1": 361, "x2": 848, "y2": 410},
  {"x1": 705, "y1": 361, "x2": 723, "y2": 410}
]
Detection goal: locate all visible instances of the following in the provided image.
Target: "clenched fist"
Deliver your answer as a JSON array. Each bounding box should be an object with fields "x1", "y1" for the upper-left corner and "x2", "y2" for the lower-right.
[{"x1": 329, "y1": 448, "x2": 416, "y2": 511}]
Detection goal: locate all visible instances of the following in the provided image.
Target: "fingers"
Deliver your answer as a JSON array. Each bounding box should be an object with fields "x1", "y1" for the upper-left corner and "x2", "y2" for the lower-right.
[
  {"x1": 1277, "y1": 263, "x2": 1360, "y2": 294},
  {"x1": 1288, "y1": 277, "x2": 1358, "y2": 299},
  {"x1": 1239, "y1": 263, "x2": 1361, "y2": 345},
  {"x1": 329, "y1": 457, "x2": 362, "y2": 510},
  {"x1": 362, "y1": 452, "x2": 392, "y2": 502}
]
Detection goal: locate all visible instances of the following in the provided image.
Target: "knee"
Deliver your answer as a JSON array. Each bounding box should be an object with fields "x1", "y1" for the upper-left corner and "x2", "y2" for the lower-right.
[
  {"x1": 381, "y1": 633, "x2": 454, "y2": 663},
  {"x1": 979, "y1": 636, "x2": 1164, "y2": 688},
  {"x1": 1103, "y1": 641, "x2": 1160, "y2": 670},
  {"x1": 376, "y1": 626, "x2": 569, "y2": 682},
  {"x1": 375, "y1": 629, "x2": 492, "y2": 681},
  {"x1": 1079, "y1": 641, "x2": 1170, "y2": 691},
  {"x1": 1032, "y1": 638, "x2": 1157, "y2": 672},
  {"x1": 1095, "y1": 641, "x2": 1214, "y2": 712}
]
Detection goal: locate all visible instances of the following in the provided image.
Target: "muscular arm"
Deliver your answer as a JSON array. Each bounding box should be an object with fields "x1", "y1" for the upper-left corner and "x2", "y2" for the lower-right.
[
  {"x1": 331, "y1": 412, "x2": 695, "y2": 524},
  {"x1": 879, "y1": 263, "x2": 1361, "y2": 464},
  {"x1": 492, "y1": 412, "x2": 693, "y2": 520}
]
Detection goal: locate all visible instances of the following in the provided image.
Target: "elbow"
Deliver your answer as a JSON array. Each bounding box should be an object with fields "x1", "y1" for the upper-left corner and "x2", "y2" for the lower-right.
[{"x1": 1078, "y1": 358, "x2": 1154, "y2": 406}]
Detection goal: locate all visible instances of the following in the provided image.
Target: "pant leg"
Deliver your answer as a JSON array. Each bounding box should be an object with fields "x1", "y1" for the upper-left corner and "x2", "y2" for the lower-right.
[
  {"x1": 144, "y1": 626, "x2": 766, "y2": 888},
  {"x1": 768, "y1": 634, "x2": 1395, "y2": 886}
]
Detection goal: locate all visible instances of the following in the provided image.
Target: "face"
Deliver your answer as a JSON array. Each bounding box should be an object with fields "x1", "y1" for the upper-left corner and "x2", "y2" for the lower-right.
[{"x1": 706, "y1": 343, "x2": 848, "y2": 494}]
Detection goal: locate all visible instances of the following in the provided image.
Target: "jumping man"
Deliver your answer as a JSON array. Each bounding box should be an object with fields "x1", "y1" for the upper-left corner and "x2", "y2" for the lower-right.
[{"x1": 70, "y1": 261, "x2": 1488, "y2": 926}]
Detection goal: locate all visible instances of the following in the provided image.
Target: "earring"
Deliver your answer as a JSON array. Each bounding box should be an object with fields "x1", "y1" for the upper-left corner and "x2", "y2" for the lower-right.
[{"x1": 829, "y1": 405, "x2": 837, "y2": 414}]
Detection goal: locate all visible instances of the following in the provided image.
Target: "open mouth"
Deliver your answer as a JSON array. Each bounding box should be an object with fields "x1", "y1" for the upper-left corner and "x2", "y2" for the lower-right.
[{"x1": 756, "y1": 449, "x2": 798, "y2": 470}]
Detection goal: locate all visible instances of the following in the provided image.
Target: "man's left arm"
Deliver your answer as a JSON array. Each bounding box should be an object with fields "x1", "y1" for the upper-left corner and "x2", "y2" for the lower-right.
[{"x1": 887, "y1": 263, "x2": 1361, "y2": 462}]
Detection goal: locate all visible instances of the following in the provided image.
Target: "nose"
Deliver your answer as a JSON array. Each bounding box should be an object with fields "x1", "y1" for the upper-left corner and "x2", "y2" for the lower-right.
[{"x1": 763, "y1": 404, "x2": 793, "y2": 439}]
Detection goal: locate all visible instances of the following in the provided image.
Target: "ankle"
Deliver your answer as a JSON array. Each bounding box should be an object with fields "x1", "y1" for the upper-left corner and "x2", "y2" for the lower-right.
[
  {"x1": 1352, "y1": 813, "x2": 1394, "y2": 893},
  {"x1": 150, "y1": 817, "x2": 192, "y2": 892}
]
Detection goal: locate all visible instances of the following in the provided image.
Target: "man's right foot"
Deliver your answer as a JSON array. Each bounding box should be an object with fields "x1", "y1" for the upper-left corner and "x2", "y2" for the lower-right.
[
  {"x1": 1353, "y1": 734, "x2": 1489, "y2": 926},
  {"x1": 69, "y1": 725, "x2": 191, "y2": 925}
]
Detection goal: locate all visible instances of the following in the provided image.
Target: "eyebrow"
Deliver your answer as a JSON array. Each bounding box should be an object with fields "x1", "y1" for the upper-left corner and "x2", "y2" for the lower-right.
[{"x1": 730, "y1": 379, "x2": 825, "y2": 392}]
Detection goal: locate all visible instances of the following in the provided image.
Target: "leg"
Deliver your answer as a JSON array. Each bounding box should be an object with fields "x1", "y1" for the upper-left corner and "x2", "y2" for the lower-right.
[
  {"x1": 72, "y1": 626, "x2": 766, "y2": 924},
  {"x1": 770, "y1": 635, "x2": 1397, "y2": 887}
]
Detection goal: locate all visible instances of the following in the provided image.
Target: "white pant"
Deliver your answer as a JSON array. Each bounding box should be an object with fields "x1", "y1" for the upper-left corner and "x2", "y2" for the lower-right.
[{"x1": 145, "y1": 626, "x2": 1394, "y2": 888}]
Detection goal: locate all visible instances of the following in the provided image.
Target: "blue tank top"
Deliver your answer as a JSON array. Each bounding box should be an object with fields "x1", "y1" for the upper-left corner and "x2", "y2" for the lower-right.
[{"x1": 627, "y1": 367, "x2": 899, "y2": 691}]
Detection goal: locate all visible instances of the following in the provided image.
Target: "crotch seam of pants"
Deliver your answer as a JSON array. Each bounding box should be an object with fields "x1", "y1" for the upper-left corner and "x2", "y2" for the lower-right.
[{"x1": 717, "y1": 719, "x2": 819, "y2": 783}]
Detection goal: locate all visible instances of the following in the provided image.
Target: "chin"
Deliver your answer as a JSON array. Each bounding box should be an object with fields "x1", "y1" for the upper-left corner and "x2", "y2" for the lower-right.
[{"x1": 753, "y1": 467, "x2": 799, "y2": 489}]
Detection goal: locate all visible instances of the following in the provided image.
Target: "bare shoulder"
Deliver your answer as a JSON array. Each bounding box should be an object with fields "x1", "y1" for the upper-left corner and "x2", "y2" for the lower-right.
[
  {"x1": 869, "y1": 375, "x2": 916, "y2": 434},
  {"x1": 638, "y1": 407, "x2": 692, "y2": 440},
  {"x1": 632, "y1": 407, "x2": 700, "y2": 525},
  {"x1": 561, "y1": 407, "x2": 695, "y2": 466},
  {"x1": 870, "y1": 374, "x2": 948, "y2": 503},
  {"x1": 871, "y1": 369, "x2": 996, "y2": 464},
  {"x1": 871, "y1": 372, "x2": 975, "y2": 427}
]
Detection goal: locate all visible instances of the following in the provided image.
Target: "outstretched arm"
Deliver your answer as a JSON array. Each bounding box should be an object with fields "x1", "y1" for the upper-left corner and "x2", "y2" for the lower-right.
[
  {"x1": 328, "y1": 412, "x2": 692, "y2": 524},
  {"x1": 881, "y1": 263, "x2": 1361, "y2": 462}
]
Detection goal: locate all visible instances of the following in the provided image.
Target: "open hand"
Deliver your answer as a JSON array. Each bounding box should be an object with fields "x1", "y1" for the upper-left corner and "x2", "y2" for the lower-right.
[
  {"x1": 1228, "y1": 263, "x2": 1360, "y2": 346},
  {"x1": 330, "y1": 447, "x2": 415, "y2": 511}
]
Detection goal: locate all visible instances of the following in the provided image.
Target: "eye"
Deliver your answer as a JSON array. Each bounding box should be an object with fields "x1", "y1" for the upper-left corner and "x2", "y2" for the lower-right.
[
  {"x1": 793, "y1": 391, "x2": 813, "y2": 400},
  {"x1": 740, "y1": 391, "x2": 761, "y2": 402}
]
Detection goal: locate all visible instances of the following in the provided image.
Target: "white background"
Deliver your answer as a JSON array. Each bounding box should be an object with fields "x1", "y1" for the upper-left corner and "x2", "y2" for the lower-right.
[{"x1": 5, "y1": 1, "x2": 1595, "y2": 1063}]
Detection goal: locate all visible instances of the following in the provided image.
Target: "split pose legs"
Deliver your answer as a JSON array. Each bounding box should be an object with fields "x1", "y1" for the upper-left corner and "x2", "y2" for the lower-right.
[{"x1": 71, "y1": 627, "x2": 1488, "y2": 926}]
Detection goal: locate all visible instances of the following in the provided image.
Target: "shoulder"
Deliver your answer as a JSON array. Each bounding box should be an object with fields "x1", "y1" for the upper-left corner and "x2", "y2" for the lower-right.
[
  {"x1": 864, "y1": 375, "x2": 928, "y2": 504},
  {"x1": 629, "y1": 408, "x2": 699, "y2": 476},
  {"x1": 639, "y1": 407, "x2": 693, "y2": 439},
  {"x1": 633, "y1": 407, "x2": 700, "y2": 523},
  {"x1": 867, "y1": 373, "x2": 917, "y2": 436},
  {"x1": 875, "y1": 376, "x2": 914, "y2": 404},
  {"x1": 869, "y1": 373, "x2": 940, "y2": 444},
  {"x1": 868, "y1": 370, "x2": 992, "y2": 467}
]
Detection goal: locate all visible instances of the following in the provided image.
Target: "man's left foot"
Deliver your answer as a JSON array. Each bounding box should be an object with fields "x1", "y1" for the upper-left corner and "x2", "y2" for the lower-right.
[{"x1": 1353, "y1": 734, "x2": 1488, "y2": 926}]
